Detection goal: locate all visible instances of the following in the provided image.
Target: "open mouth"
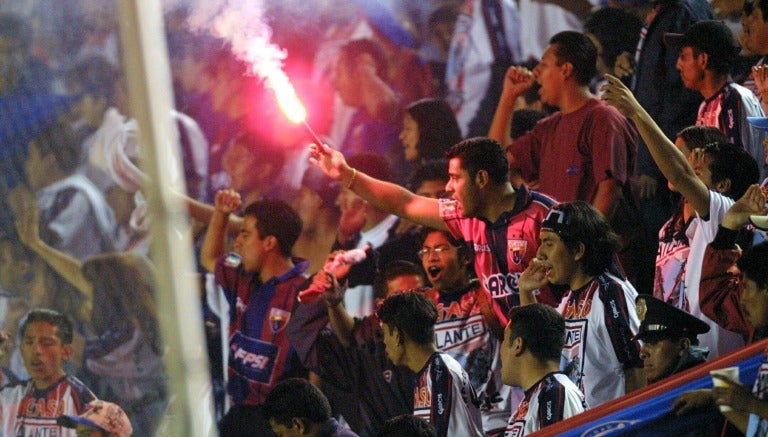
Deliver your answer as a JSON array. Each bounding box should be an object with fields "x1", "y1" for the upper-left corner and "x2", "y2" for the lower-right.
[{"x1": 427, "y1": 266, "x2": 442, "y2": 279}]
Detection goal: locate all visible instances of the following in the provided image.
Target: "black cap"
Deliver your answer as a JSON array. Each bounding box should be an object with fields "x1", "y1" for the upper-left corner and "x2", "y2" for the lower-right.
[
  {"x1": 663, "y1": 20, "x2": 739, "y2": 64},
  {"x1": 634, "y1": 295, "x2": 710, "y2": 341}
]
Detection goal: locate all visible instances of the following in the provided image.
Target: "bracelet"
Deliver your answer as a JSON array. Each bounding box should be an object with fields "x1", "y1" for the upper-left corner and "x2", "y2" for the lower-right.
[{"x1": 346, "y1": 168, "x2": 358, "y2": 189}]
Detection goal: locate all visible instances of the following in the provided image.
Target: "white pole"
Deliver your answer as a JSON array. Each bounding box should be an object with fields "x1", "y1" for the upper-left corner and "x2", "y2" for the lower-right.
[{"x1": 116, "y1": 1, "x2": 214, "y2": 435}]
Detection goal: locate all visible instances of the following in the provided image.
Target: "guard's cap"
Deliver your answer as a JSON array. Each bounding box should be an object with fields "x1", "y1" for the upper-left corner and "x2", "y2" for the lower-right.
[{"x1": 634, "y1": 295, "x2": 710, "y2": 342}]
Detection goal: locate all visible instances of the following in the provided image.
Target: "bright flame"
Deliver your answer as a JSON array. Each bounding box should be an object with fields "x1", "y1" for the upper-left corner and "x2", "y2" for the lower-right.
[
  {"x1": 266, "y1": 70, "x2": 307, "y2": 123},
  {"x1": 243, "y1": 38, "x2": 307, "y2": 124}
]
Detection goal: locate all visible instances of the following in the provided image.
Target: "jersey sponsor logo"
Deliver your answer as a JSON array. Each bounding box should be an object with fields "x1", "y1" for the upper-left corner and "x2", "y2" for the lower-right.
[
  {"x1": 18, "y1": 397, "x2": 65, "y2": 418},
  {"x1": 474, "y1": 242, "x2": 491, "y2": 253},
  {"x1": 268, "y1": 307, "x2": 290, "y2": 334},
  {"x1": 434, "y1": 314, "x2": 486, "y2": 352},
  {"x1": 562, "y1": 319, "x2": 587, "y2": 392},
  {"x1": 414, "y1": 384, "x2": 432, "y2": 409},
  {"x1": 482, "y1": 272, "x2": 522, "y2": 299},
  {"x1": 505, "y1": 421, "x2": 525, "y2": 437},
  {"x1": 229, "y1": 332, "x2": 279, "y2": 384},
  {"x1": 509, "y1": 240, "x2": 528, "y2": 265},
  {"x1": 561, "y1": 294, "x2": 593, "y2": 319}
]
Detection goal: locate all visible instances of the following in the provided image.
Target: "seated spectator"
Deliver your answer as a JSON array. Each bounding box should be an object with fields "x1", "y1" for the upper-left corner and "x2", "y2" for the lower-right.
[
  {"x1": 14, "y1": 201, "x2": 168, "y2": 436},
  {"x1": 518, "y1": 201, "x2": 645, "y2": 407},
  {"x1": 377, "y1": 291, "x2": 483, "y2": 436},
  {"x1": 501, "y1": 304, "x2": 587, "y2": 435},
  {"x1": 0, "y1": 309, "x2": 97, "y2": 436},
  {"x1": 634, "y1": 295, "x2": 710, "y2": 384},
  {"x1": 58, "y1": 400, "x2": 133, "y2": 437},
  {"x1": 262, "y1": 378, "x2": 358, "y2": 437}
]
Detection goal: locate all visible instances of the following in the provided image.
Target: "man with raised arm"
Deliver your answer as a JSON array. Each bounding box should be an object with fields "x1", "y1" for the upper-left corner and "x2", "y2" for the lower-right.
[{"x1": 309, "y1": 137, "x2": 557, "y2": 325}]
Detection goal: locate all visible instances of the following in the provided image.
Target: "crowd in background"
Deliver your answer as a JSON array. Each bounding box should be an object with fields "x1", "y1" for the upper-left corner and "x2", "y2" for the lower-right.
[{"x1": 0, "y1": 0, "x2": 767, "y2": 436}]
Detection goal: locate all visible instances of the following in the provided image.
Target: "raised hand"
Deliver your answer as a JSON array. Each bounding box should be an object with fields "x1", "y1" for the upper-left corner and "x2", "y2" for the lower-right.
[
  {"x1": 213, "y1": 189, "x2": 242, "y2": 215},
  {"x1": 722, "y1": 184, "x2": 768, "y2": 230},
  {"x1": 309, "y1": 141, "x2": 350, "y2": 182},
  {"x1": 519, "y1": 257, "x2": 551, "y2": 295},
  {"x1": 600, "y1": 74, "x2": 643, "y2": 119},
  {"x1": 501, "y1": 66, "x2": 536, "y2": 99}
]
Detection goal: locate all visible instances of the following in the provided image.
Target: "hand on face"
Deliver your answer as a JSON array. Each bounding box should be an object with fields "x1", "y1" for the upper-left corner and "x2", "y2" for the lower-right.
[{"x1": 519, "y1": 257, "x2": 551, "y2": 294}]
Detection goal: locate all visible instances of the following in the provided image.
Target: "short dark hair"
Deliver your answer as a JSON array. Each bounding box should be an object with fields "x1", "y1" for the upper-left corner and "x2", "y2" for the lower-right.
[
  {"x1": 701, "y1": 142, "x2": 759, "y2": 200},
  {"x1": 676, "y1": 125, "x2": 728, "y2": 150},
  {"x1": 445, "y1": 137, "x2": 509, "y2": 185},
  {"x1": 339, "y1": 38, "x2": 389, "y2": 79},
  {"x1": 583, "y1": 8, "x2": 642, "y2": 70},
  {"x1": 405, "y1": 98, "x2": 463, "y2": 161},
  {"x1": 506, "y1": 303, "x2": 565, "y2": 362},
  {"x1": 738, "y1": 241, "x2": 768, "y2": 290},
  {"x1": 20, "y1": 308, "x2": 74, "y2": 344},
  {"x1": 418, "y1": 227, "x2": 470, "y2": 267},
  {"x1": 407, "y1": 160, "x2": 449, "y2": 194},
  {"x1": 378, "y1": 414, "x2": 436, "y2": 437},
  {"x1": 546, "y1": 201, "x2": 620, "y2": 276},
  {"x1": 243, "y1": 199, "x2": 302, "y2": 257},
  {"x1": 377, "y1": 290, "x2": 437, "y2": 345},
  {"x1": 373, "y1": 260, "x2": 425, "y2": 299},
  {"x1": 32, "y1": 120, "x2": 81, "y2": 174},
  {"x1": 549, "y1": 31, "x2": 598, "y2": 86},
  {"x1": 262, "y1": 378, "x2": 332, "y2": 427}
]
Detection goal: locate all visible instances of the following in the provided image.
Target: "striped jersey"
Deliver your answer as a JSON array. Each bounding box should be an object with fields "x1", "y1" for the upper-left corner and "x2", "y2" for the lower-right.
[
  {"x1": 414, "y1": 352, "x2": 483, "y2": 437},
  {"x1": 504, "y1": 372, "x2": 586, "y2": 437},
  {"x1": 0, "y1": 375, "x2": 96, "y2": 437}
]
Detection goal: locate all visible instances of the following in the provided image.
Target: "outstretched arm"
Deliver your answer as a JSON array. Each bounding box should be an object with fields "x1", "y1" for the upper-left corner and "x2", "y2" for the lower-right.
[
  {"x1": 14, "y1": 197, "x2": 92, "y2": 323},
  {"x1": 601, "y1": 74, "x2": 711, "y2": 216},
  {"x1": 309, "y1": 142, "x2": 447, "y2": 230},
  {"x1": 200, "y1": 189, "x2": 241, "y2": 273}
]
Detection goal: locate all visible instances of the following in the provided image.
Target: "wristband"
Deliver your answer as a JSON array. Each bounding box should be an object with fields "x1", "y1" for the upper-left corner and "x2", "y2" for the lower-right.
[{"x1": 346, "y1": 167, "x2": 358, "y2": 189}]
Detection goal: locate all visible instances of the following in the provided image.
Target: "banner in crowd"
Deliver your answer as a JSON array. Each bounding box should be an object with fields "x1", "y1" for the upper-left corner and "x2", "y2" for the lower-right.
[{"x1": 537, "y1": 338, "x2": 768, "y2": 436}]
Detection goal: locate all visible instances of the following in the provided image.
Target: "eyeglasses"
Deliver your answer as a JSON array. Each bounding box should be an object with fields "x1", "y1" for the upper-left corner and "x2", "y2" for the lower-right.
[{"x1": 417, "y1": 245, "x2": 452, "y2": 259}]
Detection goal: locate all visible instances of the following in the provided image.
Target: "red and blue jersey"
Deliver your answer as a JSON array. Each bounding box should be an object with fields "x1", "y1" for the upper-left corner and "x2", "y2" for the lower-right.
[
  {"x1": 215, "y1": 255, "x2": 309, "y2": 406},
  {"x1": 439, "y1": 185, "x2": 557, "y2": 322}
]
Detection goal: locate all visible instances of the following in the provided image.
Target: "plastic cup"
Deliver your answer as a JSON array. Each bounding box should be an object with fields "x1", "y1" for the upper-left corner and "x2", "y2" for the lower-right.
[{"x1": 710, "y1": 367, "x2": 740, "y2": 412}]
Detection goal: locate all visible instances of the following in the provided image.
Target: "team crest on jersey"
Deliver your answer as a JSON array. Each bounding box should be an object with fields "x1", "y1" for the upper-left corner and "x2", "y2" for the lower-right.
[
  {"x1": 268, "y1": 308, "x2": 291, "y2": 333},
  {"x1": 509, "y1": 240, "x2": 528, "y2": 265}
]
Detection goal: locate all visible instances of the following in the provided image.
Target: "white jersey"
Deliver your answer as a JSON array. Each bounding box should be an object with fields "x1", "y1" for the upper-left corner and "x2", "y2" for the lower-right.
[
  {"x1": 0, "y1": 376, "x2": 96, "y2": 437},
  {"x1": 556, "y1": 273, "x2": 642, "y2": 408},
  {"x1": 655, "y1": 191, "x2": 745, "y2": 358},
  {"x1": 504, "y1": 372, "x2": 587, "y2": 437},
  {"x1": 414, "y1": 352, "x2": 483, "y2": 437},
  {"x1": 427, "y1": 285, "x2": 522, "y2": 434}
]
